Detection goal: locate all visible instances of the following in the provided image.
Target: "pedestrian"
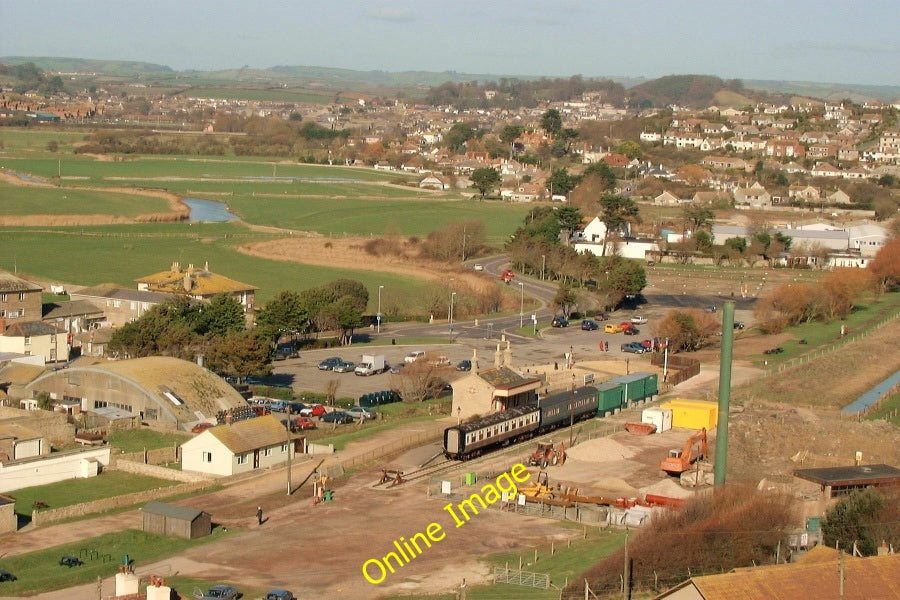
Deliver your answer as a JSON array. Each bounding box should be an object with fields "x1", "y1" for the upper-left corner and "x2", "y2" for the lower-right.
[{"x1": 256, "y1": 506, "x2": 263, "y2": 525}]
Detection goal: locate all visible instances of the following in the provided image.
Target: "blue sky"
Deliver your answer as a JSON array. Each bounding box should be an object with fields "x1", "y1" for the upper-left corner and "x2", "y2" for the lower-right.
[{"x1": 1, "y1": 0, "x2": 898, "y2": 87}]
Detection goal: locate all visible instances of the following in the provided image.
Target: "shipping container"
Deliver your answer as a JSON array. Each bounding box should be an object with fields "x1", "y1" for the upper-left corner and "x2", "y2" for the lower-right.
[
  {"x1": 660, "y1": 399, "x2": 718, "y2": 430},
  {"x1": 641, "y1": 407, "x2": 673, "y2": 433}
]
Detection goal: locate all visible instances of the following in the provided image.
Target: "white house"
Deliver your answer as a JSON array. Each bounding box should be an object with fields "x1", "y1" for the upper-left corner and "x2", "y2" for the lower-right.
[
  {"x1": 0, "y1": 322, "x2": 68, "y2": 365},
  {"x1": 733, "y1": 182, "x2": 771, "y2": 208},
  {"x1": 181, "y1": 415, "x2": 290, "y2": 477}
]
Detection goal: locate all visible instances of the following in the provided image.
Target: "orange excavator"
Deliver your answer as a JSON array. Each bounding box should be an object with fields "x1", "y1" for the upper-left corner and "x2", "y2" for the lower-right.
[{"x1": 660, "y1": 428, "x2": 709, "y2": 476}]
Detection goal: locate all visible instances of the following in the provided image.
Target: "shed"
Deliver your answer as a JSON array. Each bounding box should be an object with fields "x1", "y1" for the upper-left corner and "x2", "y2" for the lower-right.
[
  {"x1": 792, "y1": 464, "x2": 900, "y2": 498},
  {"x1": 141, "y1": 501, "x2": 211, "y2": 539},
  {"x1": 0, "y1": 493, "x2": 16, "y2": 534}
]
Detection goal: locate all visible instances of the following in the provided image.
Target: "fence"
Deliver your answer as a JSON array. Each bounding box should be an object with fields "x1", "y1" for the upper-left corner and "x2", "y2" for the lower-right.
[
  {"x1": 314, "y1": 422, "x2": 447, "y2": 477},
  {"x1": 765, "y1": 311, "x2": 900, "y2": 378},
  {"x1": 651, "y1": 353, "x2": 700, "y2": 385}
]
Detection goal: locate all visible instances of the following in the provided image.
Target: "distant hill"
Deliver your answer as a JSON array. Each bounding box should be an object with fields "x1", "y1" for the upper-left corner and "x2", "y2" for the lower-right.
[
  {"x1": 0, "y1": 56, "x2": 173, "y2": 76},
  {"x1": 626, "y1": 75, "x2": 758, "y2": 108}
]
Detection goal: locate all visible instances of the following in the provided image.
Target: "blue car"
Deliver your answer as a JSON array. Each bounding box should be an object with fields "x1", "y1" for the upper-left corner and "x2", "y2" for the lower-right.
[{"x1": 266, "y1": 590, "x2": 295, "y2": 600}]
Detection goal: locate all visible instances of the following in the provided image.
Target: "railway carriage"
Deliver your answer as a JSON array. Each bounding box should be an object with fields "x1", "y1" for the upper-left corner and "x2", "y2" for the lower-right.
[
  {"x1": 443, "y1": 405, "x2": 540, "y2": 460},
  {"x1": 537, "y1": 385, "x2": 601, "y2": 432}
]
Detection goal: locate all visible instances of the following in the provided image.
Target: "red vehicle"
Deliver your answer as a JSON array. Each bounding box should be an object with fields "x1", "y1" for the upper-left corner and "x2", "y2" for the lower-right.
[
  {"x1": 500, "y1": 269, "x2": 515, "y2": 284},
  {"x1": 291, "y1": 416, "x2": 317, "y2": 431},
  {"x1": 300, "y1": 403, "x2": 326, "y2": 417},
  {"x1": 251, "y1": 405, "x2": 271, "y2": 417},
  {"x1": 191, "y1": 422, "x2": 213, "y2": 433},
  {"x1": 619, "y1": 321, "x2": 635, "y2": 333}
]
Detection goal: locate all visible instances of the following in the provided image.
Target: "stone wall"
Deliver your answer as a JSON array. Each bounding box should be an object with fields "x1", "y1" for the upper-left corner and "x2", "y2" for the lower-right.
[
  {"x1": 31, "y1": 478, "x2": 215, "y2": 527},
  {"x1": 114, "y1": 459, "x2": 209, "y2": 483},
  {"x1": 114, "y1": 446, "x2": 180, "y2": 466},
  {"x1": 0, "y1": 406, "x2": 75, "y2": 447}
]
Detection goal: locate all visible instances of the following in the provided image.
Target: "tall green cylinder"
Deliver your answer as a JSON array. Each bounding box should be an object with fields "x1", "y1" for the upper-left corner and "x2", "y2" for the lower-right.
[{"x1": 714, "y1": 301, "x2": 735, "y2": 486}]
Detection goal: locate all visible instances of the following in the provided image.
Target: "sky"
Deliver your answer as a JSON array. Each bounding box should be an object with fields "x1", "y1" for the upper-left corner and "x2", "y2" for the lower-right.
[{"x1": 1, "y1": 0, "x2": 898, "y2": 87}]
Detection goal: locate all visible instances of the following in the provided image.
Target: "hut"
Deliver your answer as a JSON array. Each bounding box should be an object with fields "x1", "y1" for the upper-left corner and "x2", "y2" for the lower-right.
[{"x1": 141, "y1": 501, "x2": 211, "y2": 539}]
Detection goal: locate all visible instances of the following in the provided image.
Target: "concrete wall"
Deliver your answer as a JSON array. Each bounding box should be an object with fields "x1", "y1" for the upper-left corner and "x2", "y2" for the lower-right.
[
  {"x1": 0, "y1": 495, "x2": 16, "y2": 533},
  {"x1": 0, "y1": 446, "x2": 111, "y2": 494}
]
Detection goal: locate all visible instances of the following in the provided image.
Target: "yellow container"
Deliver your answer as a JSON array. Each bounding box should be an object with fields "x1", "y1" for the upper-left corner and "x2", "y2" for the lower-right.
[{"x1": 660, "y1": 399, "x2": 718, "y2": 430}]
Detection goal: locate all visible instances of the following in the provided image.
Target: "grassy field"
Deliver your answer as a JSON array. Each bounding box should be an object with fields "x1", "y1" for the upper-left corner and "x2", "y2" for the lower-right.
[
  {"x1": 864, "y1": 392, "x2": 900, "y2": 426},
  {"x1": 105, "y1": 428, "x2": 192, "y2": 453},
  {"x1": 0, "y1": 180, "x2": 171, "y2": 216},
  {"x1": 0, "y1": 528, "x2": 228, "y2": 596},
  {"x1": 7, "y1": 471, "x2": 179, "y2": 518}
]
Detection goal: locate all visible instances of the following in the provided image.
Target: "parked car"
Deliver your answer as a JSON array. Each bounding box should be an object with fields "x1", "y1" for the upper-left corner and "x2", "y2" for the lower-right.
[
  {"x1": 734, "y1": 321, "x2": 745, "y2": 329},
  {"x1": 285, "y1": 402, "x2": 305, "y2": 415},
  {"x1": 623, "y1": 327, "x2": 640, "y2": 336},
  {"x1": 0, "y1": 569, "x2": 17, "y2": 582},
  {"x1": 191, "y1": 422, "x2": 213, "y2": 433},
  {"x1": 390, "y1": 363, "x2": 406, "y2": 374},
  {"x1": 333, "y1": 361, "x2": 356, "y2": 373},
  {"x1": 706, "y1": 305, "x2": 717, "y2": 313},
  {"x1": 551, "y1": 315, "x2": 569, "y2": 328},
  {"x1": 290, "y1": 416, "x2": 316, "y2": 431},
  {"x1": 300, "y1": 403, "x2": 326, "y2": 417},
  {"x1": 604, "y1": 323, "x2": 621, "y2": 334},
  {"x1": 630, "y1": 315, "x2": 648, "y2": 324},
  {"x1": 321, "y1": 410, "x2": 354, "y2": 424},
  {"x1": 456, "y1": 359, "x2": 472, "y2": 371},
  {"x1": 621, "y1": 342, "x2": 647, "y2": 354},
  {"x1": 265, "y1": 591, "x2": 296, "y2": 600},
  {"x1": 346, "y1": 406, "x2": 377, "y2": 420},
  {"x1": 198, "y1": 585, "x2": 239, "y2": 600},
  {"x1": 472, "y1": 263, "x2": 484, "y2": 271},
  {"x1": 317, "y1": 356, "x2": 343, "y2": 371},
  {"x1": 580, "y1": 319, "x2": 599, "y2": 331},
  {"x1": 405, "y1": 351, "x2": 426, "y2": 363},
  {"x1": 594, "y1": 312, "x2": 610, "y2": 321}
]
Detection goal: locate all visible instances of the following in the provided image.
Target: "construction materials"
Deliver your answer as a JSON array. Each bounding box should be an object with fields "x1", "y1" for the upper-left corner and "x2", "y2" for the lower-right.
[{"x1": 660, "y1": 428, "x2": 709, "y2": 476}]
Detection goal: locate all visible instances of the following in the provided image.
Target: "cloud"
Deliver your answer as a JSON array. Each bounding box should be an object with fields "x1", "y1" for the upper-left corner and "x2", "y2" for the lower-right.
[{"x1": 367, "y1": 7, "x2": 416, "y2": 23}]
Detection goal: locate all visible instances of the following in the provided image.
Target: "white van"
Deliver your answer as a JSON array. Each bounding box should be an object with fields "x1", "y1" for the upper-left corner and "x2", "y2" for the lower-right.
[{"x1": 404, "y1": 351, "x2": 426, "y2": 363}]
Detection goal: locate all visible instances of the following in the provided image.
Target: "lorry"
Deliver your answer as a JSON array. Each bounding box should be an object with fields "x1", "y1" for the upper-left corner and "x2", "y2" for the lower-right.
[{"x1": 354, "y1": 354, "x2": 387, "y2": 376}]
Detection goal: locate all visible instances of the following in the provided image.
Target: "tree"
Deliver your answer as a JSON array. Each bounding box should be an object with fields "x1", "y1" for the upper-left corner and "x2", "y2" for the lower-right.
[
  {"x1": 682, "y1": 206, "x2": 715, "y2": 232},
  {"x1": 655, "y1": 309, "x2": 720, "y2": 352},
  {"x1": 616, "y1": 140, "x2": 643, "y2": 160},
  {"x1": 552, "y1": 284, "x2": 577, "y2": 317},
  {"x1": 499, "y1": 124, "x2": 523, "y2": 146},
  {"x1": 470, "y1": 167, "x2": 501, "y2": 198},
  {"x1": 582, "y1": 161, "x2": 617, "y2": 191},
  {"x1": 445, "y1": 122, "x2": 476, "y2": 152},
  {"x1": 822, "y1": 488, "x2": 900, "y2": 556},
  {"x1": 197, "y1": 294, "x2": 246, "y2": 337},
  {"x1": 203, "y1": 330, "x2": 272, "y2": 379},
  {"x1": 319, "y1": 296, "x2": 364, "y2": 345},
  {"x1": 540, "y1": 109, "x2": 563, "y2": 136},
  {"x1": 724, "y1": 236, "x2": 747, "y2": 254},
  {"x1": 868, "y1": 237, "x2": 900, "y2": 291},
  {"x1": 256, "y1": 290, "x2": 309, "y2": 342},
  {"x1": 391, "y1": 357, "x2": 453, "y2": 402},
  {"x1": 546, "y1": 168, "x2": 576, "y2": 197},
  {"x1": 599, "y1": 194, "x2": 640, "y2": 255}
]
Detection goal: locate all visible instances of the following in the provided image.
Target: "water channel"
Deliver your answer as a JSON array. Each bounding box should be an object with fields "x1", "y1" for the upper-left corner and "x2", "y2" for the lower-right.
[{"x1": 183, "y1": 198, "x2": 238, "y2": 222}]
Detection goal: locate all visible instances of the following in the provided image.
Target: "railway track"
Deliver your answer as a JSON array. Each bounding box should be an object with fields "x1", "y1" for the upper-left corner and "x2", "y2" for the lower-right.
[{"x1": 374, "y1": 456, "x2": 460, "y2": 488}]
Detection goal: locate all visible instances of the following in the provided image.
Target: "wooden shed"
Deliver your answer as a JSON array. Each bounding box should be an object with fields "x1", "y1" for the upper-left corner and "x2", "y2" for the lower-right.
[{"x1": 141, "y1": 501, "x2": 211, "y2": 539}]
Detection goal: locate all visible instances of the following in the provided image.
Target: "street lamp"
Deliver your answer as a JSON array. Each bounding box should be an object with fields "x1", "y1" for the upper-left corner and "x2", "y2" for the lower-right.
[
  {"x1": 377, "y1": 285, "x2": 384, "y2": 333},
  {"x1": 518, "y1": 282, "x2": 524, "y2": 328},
  {"x1": 449, "y1": 292, "x2": 457, "y2": 332}
]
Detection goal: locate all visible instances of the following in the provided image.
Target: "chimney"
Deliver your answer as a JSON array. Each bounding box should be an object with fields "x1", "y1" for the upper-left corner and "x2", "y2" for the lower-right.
[
  {"x1": 226, "y1": 409, "x2": 234, "y2": 426},
  {"x1": 183, "y1": 272, "x2": 192, "y2": 292},
  {"x1": 171, "y1": 261, "x2": 180, "y2": 273},
  {"x1": 471, "y1": 348, "x2": 478, "y2": 372},
  {"x1": 204, "y1": 261, "x2": 209, "y2": 272}
]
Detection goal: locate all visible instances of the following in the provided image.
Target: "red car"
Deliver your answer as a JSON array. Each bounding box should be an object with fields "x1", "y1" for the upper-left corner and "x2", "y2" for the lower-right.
[
  {"x1": 300, "y1": 403, "x2": 326, "y2": 417},
  {"x1": 191, "y1": 422, "x2": 213, "y2": 433},
  {"x1": 291, "y1": 417, "x2": 316, "y2": 431}
]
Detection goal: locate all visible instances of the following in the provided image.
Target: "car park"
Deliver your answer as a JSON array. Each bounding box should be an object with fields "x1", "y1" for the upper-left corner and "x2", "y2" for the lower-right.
[
  {"x1": 551, "y1": 316, "x2": 569, "y2": 328},
  {"x1": 333, "y1": 361, "x2": 356, "y2": 373},
  {"x1": 456, "y1": 359, "x2": 472, "y2": 371},
  {"x1": 630, "y1": 316, "x2": 648, "y2": 324},
  {"x1": 317, "y1": 356, "x2": 343, "y2": 371},
  {"x1": 0, "y1": 569, "x2": 17, "y2": 582},
  {"x1": 321, "y1": 410, "x2": 354, "y2": 424},
  {"x1": 580, "y1": 319, "x2": 599, "y2": 331},
  {"x1": 265, "y1": 591, "x2": 296, "y2": 600},
  {"x1": 621, "y1": 342, "x2": 647, "y2": 354},
  {"x1": 405, "y1": 351, "x2": 426, "y2": 363},
  {"x1": 299, "y1": 403, "x2": 326, "y2": 417},
  {"x1": 346, "y1": 406, "x2": 377, "y2": 420}
]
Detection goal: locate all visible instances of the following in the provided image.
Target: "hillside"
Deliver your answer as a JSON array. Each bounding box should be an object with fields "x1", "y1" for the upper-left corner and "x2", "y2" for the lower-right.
[{"x1": 628, "y1": 74, "x2": 760, "y2": 108}]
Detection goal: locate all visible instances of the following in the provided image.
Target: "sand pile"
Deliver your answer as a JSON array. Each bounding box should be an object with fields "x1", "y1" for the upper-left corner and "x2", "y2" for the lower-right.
[{"x1": 566, "y1": 437, "x2": 637, "y2": 462}]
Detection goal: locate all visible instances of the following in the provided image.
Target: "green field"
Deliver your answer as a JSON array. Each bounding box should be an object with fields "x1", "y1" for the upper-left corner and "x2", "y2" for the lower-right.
[{"x1": 0, "y1": 180, "x2": 170, "y2": 216}]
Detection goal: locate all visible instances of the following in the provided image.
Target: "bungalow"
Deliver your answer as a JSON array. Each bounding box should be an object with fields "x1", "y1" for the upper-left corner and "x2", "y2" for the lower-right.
[
  {"x1": 418, "y1": 173, "x2": 451, "y2": 190},
  {"x1": 135, "y1": 262, "x2": 257, "y2": 310},
  {"x1": 701, "y1": 156, "x2": 750, "y2": 171},
  {"x1": 810, "y1": 163, "x2": 841, "y2": 178},
  {"x1": 509, "y1": 182, "x2": 544, "y2": 202},
  {"x1": 181, "y1": 414, "x2": 290, "y2": 477},
  {"x1": 654, "y1": 191, "x2": 684, "y2": 206},
  {"x1": 788, "y1": 185, "x2": 821, "y2": 202},
  {"x1": 841, "y1": 166, "x2": 870, "y2": 180},
  {"x1": 766, "y1": 140, "x2": 805, "y2": 158}
]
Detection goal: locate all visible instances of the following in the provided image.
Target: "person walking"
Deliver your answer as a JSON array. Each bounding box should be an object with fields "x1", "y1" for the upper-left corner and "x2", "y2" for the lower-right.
[{"x1": 256, "y1": 506, "x2": 263, "y2": 525}]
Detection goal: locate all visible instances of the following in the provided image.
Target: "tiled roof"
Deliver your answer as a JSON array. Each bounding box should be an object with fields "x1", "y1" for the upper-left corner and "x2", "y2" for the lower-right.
[
  {"x1": 42, "y1": 300, "x2": 105, "y2": 319},
  {"x1": 675, "y1": 553, "x2": 900, "y2": 600},
  {"x1": 136, "y1": 265, "x2": 257, "y2": 296},
  {"x1": 73, "y1": 283, "x2": 176, "y2": 304},
  {"x1": 0, "y1": 271, "x2": 42, "y2": 293},
  {"x1": 142, "y1": 501, "x2": 207, "y2": 521},
  {"x1": 477, "y1": 366, "x2": 540, "y2": 390},
  {"x1": 208, "y1": 414, "x2": 287, "y2": 453},
  {"x1": 3, "y1": 321, "x2": 61, "y2": 337}
]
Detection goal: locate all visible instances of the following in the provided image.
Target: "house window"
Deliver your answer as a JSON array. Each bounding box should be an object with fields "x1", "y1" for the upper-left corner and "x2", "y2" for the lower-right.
[
  {"x1": 281, "y1": 443, "x2": 289, "y2": 453},
  {"x1": 130, "y1": 302, "x2": 137, "y2": 310},
  {"x1": 113, "y1": 300, "x2": 121, "y2": 308},
  {"x1": 24, "y1": 336, "x2": 31, "y2": 346},
  {"x1": 263, "y1": 447, "x2": 272, "y2": 457},
  {"x1": 18, "y1": 292, "x2": 25, "y2": 301},
  {"x1": 202, "y1": 452, "x2": 213, "y2": 463},
  {"x1": 236, "y1": 454, "x2": 247, "y2": 465},
  {"x1": 0, "y1": 293, "x2": 6, "y2": 302}
]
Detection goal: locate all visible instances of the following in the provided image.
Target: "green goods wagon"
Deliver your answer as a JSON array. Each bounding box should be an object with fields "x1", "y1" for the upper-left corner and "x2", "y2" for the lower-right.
[{"x1": 594, "y1": 381, "x2": 625, "y2": 414}]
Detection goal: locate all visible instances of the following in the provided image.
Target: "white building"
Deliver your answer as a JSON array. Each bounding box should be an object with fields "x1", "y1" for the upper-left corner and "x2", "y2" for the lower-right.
[{"x1": 181, "y1": 415, "x2": 290, "y2": 477}]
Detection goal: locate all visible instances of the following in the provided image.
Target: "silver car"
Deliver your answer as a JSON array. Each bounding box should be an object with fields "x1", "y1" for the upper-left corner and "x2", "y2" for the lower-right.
[{"x1": 346, "y1": 406, "x2": 377, "y2": 420}]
